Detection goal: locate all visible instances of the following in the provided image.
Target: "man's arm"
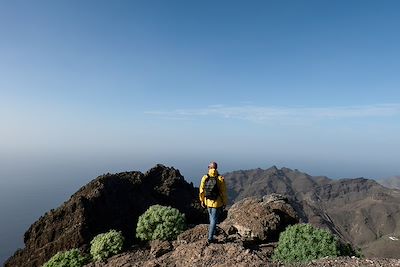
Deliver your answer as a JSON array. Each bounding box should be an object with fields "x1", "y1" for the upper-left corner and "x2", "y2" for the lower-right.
[{"x1": 219, "y1": 176, "x2": 228, "y2": 206}]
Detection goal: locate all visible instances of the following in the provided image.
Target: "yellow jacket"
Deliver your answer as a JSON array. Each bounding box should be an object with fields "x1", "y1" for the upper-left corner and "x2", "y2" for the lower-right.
[{"x1": 199, "y1": 169, "x2": 228, "y2": 208}]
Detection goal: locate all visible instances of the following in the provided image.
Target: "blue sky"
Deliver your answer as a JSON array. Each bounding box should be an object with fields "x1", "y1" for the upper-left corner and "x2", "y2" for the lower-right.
[
  {"x1": 1, "y1": 0, "x2": 400, "y2": 262},
  {"x1": 1, "y1": 0, "x2": 400, "y2": 186}
]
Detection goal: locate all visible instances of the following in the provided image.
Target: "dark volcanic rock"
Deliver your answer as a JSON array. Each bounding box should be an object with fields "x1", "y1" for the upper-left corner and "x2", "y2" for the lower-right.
[{"x1": 5, "y1": 164, "x2": 207, "y2": 267}]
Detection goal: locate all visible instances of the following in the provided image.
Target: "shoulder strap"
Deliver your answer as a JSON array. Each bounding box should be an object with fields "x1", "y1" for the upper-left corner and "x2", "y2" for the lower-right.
[{"x1": 206, "y1": 174, "x2": 217, "y2": 182}]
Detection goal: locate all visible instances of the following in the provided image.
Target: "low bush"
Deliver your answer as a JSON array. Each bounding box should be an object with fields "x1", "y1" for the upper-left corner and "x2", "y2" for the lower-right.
[
  {"x1": 42, "y1": 249, "x2": 88, "y2": 267},
  {"x1": 90, "y1": 229, "x2": 124, "y2": 262},
  {"x1": 136, "y1": 205, "x2": 186, "y2": 241},
  {"x1": 272, "y1": 223, "x2": 355, "y2": 263}
]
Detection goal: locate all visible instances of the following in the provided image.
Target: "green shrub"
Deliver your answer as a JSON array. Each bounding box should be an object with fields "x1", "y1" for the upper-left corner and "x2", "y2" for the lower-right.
[
  {"x1": 90, "y1": 229, "x2": 124, "y2": 262},
  {"x1": 272, "y1": 224, "x2": 354, "y2": 263},
  {"x1": 136, "y1": 205, "x2": 186, "y2": 241},
  {"x1": 42, "y1": 249, "x2": 88, "y2": 267}
]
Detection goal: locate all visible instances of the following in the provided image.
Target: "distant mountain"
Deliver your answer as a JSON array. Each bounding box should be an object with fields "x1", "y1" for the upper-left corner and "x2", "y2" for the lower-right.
[
  {"x1": 224, "y1": 166, "x2": 400, "y2": 258},
  {"x1": 376, "y1": 176, "x2": 400, "y2": 190}
]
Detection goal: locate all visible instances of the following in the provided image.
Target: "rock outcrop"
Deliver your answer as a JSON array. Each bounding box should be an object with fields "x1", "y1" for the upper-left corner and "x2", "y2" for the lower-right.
[
  {"x1": 84, "y1": 193, "x2": 298, "y2": 267},
  {"x1": 5, "y1": 164, "x2": 207, "y2": 267},
  {"x1": 220, "y1": 194, "x2": 299, "y2": 243}
]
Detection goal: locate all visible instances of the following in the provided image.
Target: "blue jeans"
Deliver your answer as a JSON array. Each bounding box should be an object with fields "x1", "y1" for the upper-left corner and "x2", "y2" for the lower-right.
[{"x1": 207, "y1": 207, "x2": 220, "y2": 241}]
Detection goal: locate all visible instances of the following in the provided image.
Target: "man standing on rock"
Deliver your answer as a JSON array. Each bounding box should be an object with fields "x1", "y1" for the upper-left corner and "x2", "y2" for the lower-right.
[{"x1": 199, "y1": 161, "x2": 228, "y2": 244}]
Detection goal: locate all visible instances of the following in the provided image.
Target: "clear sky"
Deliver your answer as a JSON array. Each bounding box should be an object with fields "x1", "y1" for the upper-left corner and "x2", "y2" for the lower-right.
[
  {"x1": 1, "y1": 0, "x2": 400, "y2": 262},
  {"x1": 1, "y1": 0, "x2": 400, "y2": 183}
]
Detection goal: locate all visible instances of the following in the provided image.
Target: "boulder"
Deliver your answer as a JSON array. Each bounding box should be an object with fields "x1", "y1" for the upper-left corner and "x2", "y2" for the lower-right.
[{"x1": 220, "y1": 193, "x2": 299, "y2": 243}]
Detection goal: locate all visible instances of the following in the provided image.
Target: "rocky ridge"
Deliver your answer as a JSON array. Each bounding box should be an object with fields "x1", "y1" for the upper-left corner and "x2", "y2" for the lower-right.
[
  {"x1": 5, "y1": 164, "x2": 400, "y2": 267},
  {"x1": 84, "y1": 194, "x2": 299, "y2": 267},
  {"x1": 82, "y1": 194, "x2": 400, "y2": 267},
  {"x1": 224, "y1": 166, "x2": 400, "y2": 258},
  {"x1": 5, "y1": 165, "x2": 207, "y2": 267},
  {"x1": 377, "y1": 176, "x2": 400, "y2": 190}
]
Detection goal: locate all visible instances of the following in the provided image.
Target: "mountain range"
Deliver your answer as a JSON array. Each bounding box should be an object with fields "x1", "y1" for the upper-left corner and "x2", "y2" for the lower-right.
[
  {"x1": 4, "y1": 165, "x2": 400, "y2": 266},
  {"x1": 376, "y1": 176, "x2": 400, "y2": 190},
  {"x1": 224, "y1": 166, "x2": 400, "y2": 258}
]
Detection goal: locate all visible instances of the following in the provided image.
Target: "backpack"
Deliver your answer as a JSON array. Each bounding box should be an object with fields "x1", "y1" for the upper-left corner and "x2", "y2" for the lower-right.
[{"x1": 204, "y1": 175, "x2": 220, "y2": 200}]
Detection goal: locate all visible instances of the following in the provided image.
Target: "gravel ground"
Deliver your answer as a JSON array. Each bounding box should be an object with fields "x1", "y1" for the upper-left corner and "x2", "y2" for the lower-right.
[{"x1": 282, "y1": 256, "x2": 400, "y2": 267}]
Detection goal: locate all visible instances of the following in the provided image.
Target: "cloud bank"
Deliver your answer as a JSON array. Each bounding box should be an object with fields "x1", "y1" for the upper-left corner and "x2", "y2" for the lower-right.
[{"x1": 146, "y1": 104, "x2": 400, "y2": 124}]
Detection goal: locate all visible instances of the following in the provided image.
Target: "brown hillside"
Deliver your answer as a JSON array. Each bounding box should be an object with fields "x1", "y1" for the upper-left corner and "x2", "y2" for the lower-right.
[
  {"x1": 377, "y1": 176, "x2": 400, "y2": 190},
  {"x1": 224, "y1": 166, "x2": 400, "y2": 258}
]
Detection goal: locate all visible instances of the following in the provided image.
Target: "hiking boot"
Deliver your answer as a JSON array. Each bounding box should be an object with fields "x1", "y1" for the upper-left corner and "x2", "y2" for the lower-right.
[{"x1": 206, "y1": 239, "x2": 215, "y2": 245}]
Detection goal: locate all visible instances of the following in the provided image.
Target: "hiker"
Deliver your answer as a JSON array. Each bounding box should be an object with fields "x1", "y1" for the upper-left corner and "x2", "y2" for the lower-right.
[{"x1": 199, "y1": 161, "x2": 228, "y2": 244}]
